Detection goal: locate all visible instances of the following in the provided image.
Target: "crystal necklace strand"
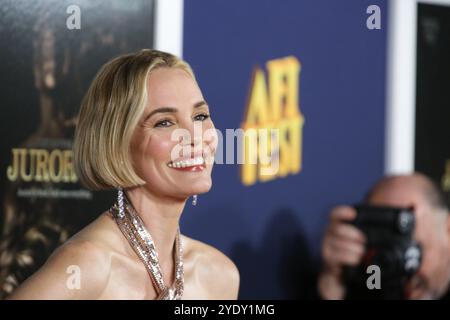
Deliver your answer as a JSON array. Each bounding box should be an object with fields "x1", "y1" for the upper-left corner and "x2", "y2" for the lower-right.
[{"x1": 110, "y1": 188, "x2": 184, "y2": 300}]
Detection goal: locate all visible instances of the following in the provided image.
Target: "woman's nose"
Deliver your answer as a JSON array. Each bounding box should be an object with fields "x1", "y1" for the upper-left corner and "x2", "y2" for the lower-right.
[{"x1": 178, "y1": 123, "x2": 203, "y2": 147}]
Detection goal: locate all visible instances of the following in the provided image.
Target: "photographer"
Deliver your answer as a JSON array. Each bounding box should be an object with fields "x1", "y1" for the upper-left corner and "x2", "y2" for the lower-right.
[{"x1": 318, "y1": 173, "x2": 450, "y2": 299}]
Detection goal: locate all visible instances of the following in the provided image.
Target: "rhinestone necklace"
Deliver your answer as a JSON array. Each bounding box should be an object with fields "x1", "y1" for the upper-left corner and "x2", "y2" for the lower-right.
[{"x1": 109, "y1": 191, "x2": 184, "y2": 300}]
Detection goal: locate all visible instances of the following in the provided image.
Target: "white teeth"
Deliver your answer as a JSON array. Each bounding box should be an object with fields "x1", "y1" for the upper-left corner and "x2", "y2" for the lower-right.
[
  {"x1": 168, "y1": 156, "x2": 204, "y2": 168},
  {"x1": 194, "y1": 157, "x2": 203, "y2": 165}
]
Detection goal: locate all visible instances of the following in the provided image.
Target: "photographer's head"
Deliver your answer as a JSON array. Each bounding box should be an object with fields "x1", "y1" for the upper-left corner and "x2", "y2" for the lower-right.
[{"x1": 366, "y1": 173, "x2": 450, "y2": 299}]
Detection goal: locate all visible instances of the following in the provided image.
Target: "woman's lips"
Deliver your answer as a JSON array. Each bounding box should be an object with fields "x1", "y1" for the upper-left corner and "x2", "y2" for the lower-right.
[
  {"x1": 170, "y1": 164, "x2": 206, "y2": 172},
  {"x1": 167, "y1": 156, "x2": 206, "y2": 172}
]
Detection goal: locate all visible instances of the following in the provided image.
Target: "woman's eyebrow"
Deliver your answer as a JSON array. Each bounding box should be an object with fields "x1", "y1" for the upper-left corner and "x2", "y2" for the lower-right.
[
  {"x1": 144, "y1": 107, "x2": 177, "y2": 122},
  {"x1": 144, "y1": 101, "x2": 208, "y2": 122},
  {"x1": 194, "y1": 100, "x2": 208, "y2": 109}
]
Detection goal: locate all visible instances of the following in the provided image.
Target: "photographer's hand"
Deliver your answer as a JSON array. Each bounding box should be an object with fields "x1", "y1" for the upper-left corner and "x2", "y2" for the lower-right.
[{"x1": 318, "y1": 206, "x2": 366, "y2": 299}]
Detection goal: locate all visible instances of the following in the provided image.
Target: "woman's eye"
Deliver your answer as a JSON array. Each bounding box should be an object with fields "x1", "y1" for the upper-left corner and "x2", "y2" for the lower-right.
[
  {"x1": 194, "y1": 113, "x2": 210, "y2": 121},
  {"x1": 154, "y1": 120, "x2": 173, "y2": 128}
]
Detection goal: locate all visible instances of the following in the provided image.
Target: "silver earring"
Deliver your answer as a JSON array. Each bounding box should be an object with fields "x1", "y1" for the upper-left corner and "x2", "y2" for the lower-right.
[
  {"x1": 117, "y1": 187, "x2": 125, "y2": 219},
  {"x1": 192, "y1": 194, "x2": 198, "y2": 206}
]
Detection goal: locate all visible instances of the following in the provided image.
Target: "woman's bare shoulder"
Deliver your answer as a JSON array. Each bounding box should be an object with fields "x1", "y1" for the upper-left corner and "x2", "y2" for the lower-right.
[
  {"x1": 7, "y1": 212, "x2": 118, "y2": 300},
  {"x1": 69, "y1": 211, "x2": 126, "y2": 252},
  {"x1": 182, "y1": 235, "x2": 240, "y2": 299}
]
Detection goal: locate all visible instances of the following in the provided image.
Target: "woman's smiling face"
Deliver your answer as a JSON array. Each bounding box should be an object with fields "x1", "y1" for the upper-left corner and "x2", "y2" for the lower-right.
[{"x1": 130, "y1": 67, "x2": 217, "y2": 200}]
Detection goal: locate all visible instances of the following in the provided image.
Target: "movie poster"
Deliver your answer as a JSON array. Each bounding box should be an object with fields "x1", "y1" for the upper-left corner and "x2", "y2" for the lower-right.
[
  {"x1": 0, "y1": 0, "x2": 154, "y2": 298},
  {"x1": 415, "y1": 3, "x2": 450, "y2": 207}
]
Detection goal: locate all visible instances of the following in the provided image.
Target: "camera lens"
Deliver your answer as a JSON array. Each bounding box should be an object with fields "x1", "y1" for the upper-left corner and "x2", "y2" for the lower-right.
[
  {"x1": 404, "y1": 245, "x2": 421, "y2": 273},
  {"x1": 397, "y1": 210, "x2": 413, "y2": 233}
]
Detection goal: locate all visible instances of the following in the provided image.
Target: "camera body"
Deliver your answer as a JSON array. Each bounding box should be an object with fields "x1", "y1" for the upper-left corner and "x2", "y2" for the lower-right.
[{"x1": 343, "y1": 204, "x2": 422, "y2": 299}]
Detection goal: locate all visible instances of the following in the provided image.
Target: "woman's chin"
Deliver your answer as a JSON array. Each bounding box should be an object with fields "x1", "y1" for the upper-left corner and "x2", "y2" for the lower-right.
[
  {"x1": 195, "y1": 181, "x2": 213, "y2": 194},
  {"x1": 184, "y1": 179, "x2": 212, "y2": 196}
]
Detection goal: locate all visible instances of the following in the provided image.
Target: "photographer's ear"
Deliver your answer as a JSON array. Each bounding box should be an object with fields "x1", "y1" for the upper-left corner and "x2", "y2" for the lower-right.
[
  {"x1": 446, "y1": 212, "x2": 450, "y2": 235},
  {"x1": 442, "y1": 211, "x2": 450, "y2": 246}
]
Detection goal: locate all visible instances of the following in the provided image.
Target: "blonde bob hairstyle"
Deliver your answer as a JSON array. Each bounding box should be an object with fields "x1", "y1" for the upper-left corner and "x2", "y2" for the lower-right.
[{"x1": 73, "y1": 49, "x2": 195, "y2": 190}]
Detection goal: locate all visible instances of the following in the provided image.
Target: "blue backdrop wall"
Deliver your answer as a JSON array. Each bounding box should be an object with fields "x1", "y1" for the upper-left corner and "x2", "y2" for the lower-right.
[{"x1": 181, "y1": 0, "x2": 388, "y2": 299}]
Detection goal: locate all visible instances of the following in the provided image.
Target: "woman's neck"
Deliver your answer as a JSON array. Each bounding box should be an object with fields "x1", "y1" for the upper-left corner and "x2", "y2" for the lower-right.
[{"x1": 125, "y1": 187, "x2": 186, "y2": 281}]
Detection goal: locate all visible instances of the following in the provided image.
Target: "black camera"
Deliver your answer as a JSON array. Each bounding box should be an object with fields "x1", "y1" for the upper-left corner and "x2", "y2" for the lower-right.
[{"x1": 343, "y1": 205, "x2": 422, "y2": 299}]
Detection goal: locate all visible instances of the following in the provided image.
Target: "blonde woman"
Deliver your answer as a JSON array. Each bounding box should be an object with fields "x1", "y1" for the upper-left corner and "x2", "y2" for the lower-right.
[{"x1": 7, "y1": 49, "x2": 240, "y2": 300}]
